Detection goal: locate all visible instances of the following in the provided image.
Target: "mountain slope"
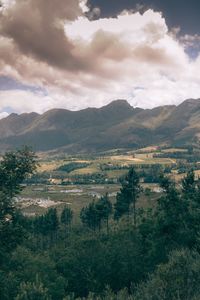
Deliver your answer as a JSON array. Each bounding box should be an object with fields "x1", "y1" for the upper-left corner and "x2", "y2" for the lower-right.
[
  {"x1": 0, "y1": 99, "x2": 199, "y2": 152},
  {"x1": 0, "y1": 112, "x2": 39, "y2": 138}
]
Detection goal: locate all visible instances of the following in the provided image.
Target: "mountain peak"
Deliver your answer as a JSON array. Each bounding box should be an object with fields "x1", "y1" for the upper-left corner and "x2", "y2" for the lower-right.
[
  {"x1": 179, "y1": 98, "x2": 200, "y2": 107},
  {"x1": 103, "y1": 99, "x2": 132, "y2": 109},
  {"x1": 0, "y1": 98, "x2": 200, "y2": 153}
]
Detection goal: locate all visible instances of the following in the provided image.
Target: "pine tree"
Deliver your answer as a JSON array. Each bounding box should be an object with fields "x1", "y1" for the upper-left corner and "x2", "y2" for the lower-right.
[
  {"x1": 41, "y1": 208, "x2": 59, "y2": 246},
  {"x1": 61, "y1": 206, "x2": 73, "y2": 242},
  {"x1": 80, "y1": 201, "x2": 100, "y2": 231},
  {"x1": 114, "y1": 167, "x2": 141, "y2": 225},
  {"x1": 182, "y1": 170, "x2": 196, "y2": 200},
  {"x1": 95, "y1": 194, "x2": 112, "y2": 232},
  {"x1": 61, "y1": 206, "x2": 73, "y2": 226},
  {"x1": 44, "y1": 208, "x2": 59, "y2": 234},
  {"x1": 156, "y1": 174, "x2": 189, "y2": 250}
]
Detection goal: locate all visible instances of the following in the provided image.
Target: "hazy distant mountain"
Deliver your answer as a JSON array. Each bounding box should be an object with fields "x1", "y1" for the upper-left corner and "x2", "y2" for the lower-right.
[{"x1": 0, "y1": 99, "x2": 200, "y2": 153}]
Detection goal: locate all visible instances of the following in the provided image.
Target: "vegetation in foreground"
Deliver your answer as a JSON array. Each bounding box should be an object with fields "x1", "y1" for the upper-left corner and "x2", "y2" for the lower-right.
[{"x1": 1, "y1": 148, "x2": 200, "y2": 299}]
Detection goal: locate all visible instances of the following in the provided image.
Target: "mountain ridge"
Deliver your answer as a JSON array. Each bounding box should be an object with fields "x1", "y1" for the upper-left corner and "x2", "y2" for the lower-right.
[{"x1": 0, "y1": 98, "x2": 199, "y2": 153}]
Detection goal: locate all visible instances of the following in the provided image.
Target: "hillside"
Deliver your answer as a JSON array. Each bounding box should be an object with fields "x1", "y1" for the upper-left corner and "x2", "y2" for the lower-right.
[{"x1": 0, "y1": 99, "x2": 200, "y2": 152}]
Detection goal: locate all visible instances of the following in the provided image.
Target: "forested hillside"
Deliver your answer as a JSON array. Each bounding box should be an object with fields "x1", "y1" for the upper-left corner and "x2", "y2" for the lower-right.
[{"x1": 1, "y1": 149, "x2": 200, "y2": 299}]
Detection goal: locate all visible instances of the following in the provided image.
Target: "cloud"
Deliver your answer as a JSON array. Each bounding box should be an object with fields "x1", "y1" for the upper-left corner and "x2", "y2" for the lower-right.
[
  {"x1": 0, "y1": 0, "x2": 86, "y2": 70},
  {"x1": 86, "y1": 6, "x2": 101, "y2": 20},
  {"x1": 0, "y1": 1, "x2": 200, "y2": 114},
  {"x1": 0, "y1": 89, "x2": 58, "y2": 114},
  {"x1": 0, "y1": 111, "x2": 9, "y2": 119}
]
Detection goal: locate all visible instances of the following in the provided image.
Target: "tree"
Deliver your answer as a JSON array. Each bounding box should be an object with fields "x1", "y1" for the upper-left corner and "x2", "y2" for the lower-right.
[
  {"x1": 44, "y1": 208, "x2": 59, "y2": 245},
  {"x1": 33, "y1": 208, "x2": 59, "y2": 248},
  {"x1": 153, "y1": 174, "x2": 190, "y2": 253},
  {"x1": 95, "y1": 194, "x2": 112, "y2": 232},
  {"x1": 133, "y1": 249, "x2": 200, "y2": 300},
  {"x1": 61, "y1": 206, "x2": 73, "y2": 242},
  {"x1": 0, "y1": 146, "x2": 37, "y2": 219},
  {"x1": 61, "y1": 206, "x2": 73, "y2": 227},
  {"x1": 80, "y1": 195, "x2": 112, "y2": 232},
  {"x1": 15, "y1": 276, "x2": 51, "y2": 300},
  {"x1": 80, "y1": 201, "x2": 100, "y2": 231},
  {"x1": 181, "y1": 170, "x2": 200, "y2": 246},
  {"x1": 143, "y1": 164, "x2": 162, "y2": 183},
  {"x1": 0, "y1": 147, "x2": 37, "y2": 254},
  {"x1": 182, "y1": 170, "x2": 196, "y2": 200},
  {"x1": 114, "y1": 167, "x2": 141, "y2": 225}
]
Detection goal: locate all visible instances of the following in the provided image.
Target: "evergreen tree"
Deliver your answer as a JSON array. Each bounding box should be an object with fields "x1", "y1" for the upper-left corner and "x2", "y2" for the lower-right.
[
  {"x1": 61, "y1": 206, "x2": 73, "y2": 242},
  {"x1": 155, "y1": 174, "x2": 190, "y2": 252},
  {"x1": 44, "y1": 208, "x2": 59, "y2": 234},
  {"x1": 114, "y1": 167, "x2": 141, "y2": 225},
  {"x1": 181, "y1": 170, "x2": 200, "y2": 246},
  {"x1": 80, "y1": 201, "x2": 100, "y2": 231},
  {"x1": 80, "y1": 195, "x2": 112, "y2": 232},
  {"x1": 95, "y1": 194, "x2": 112, "y2": 232},
  {"x1": 182, "y1": 170, "x2": 196, "y2": 199},
  {"x1": 61, "y1": 206, "x2": 73, "y2": 227}
]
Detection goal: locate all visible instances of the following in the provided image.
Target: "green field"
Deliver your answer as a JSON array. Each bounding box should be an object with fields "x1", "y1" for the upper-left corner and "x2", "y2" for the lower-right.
[
  {"x1": 19, "y1": 183, "x2": 160, "y2": 221},
  {"x1": 20, "y1": 145, "x2": 198, "y2": 217}
]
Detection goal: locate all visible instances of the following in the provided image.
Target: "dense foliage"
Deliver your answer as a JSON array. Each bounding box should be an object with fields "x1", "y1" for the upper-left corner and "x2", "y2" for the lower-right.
[{"x1": 1, "y1": 150, "x2": 200, "y2": 299}]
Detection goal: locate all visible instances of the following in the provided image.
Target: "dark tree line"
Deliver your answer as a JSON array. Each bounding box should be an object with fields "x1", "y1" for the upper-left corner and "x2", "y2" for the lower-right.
[{"x1": 80, "y1": 193, "x2": 112, "y2": 232}]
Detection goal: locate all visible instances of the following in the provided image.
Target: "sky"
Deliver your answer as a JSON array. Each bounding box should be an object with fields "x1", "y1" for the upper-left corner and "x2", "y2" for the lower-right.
[{"x1": 0, "y1": 0, "x2": 200, "y2": 118}]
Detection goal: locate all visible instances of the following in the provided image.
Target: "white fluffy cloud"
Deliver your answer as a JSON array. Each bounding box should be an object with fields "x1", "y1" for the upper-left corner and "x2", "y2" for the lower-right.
[
  {"x1": 0, "y1": 90, "x2": 58, "y2": 114},
  {"x1": 0, "y1": 111, "x2": 9, "y2": 119},
  {"x1": 0, "y1": 0, "x2": 200, "y2": 116}
]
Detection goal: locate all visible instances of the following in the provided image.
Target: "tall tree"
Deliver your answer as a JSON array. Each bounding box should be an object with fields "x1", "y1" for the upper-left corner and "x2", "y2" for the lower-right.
[
  {"x1": 44, "y1": 208, "x2": 59, "y2": 234},
  {"x1": 80, "y1": 201, "x2": 100, "y2": 231},
  {"x1": 95, "y1": 194, "x2": 112, "y2": 232},
  {"x1": 114, "y1": 167, "x2": 141, "y2": 225},
  {"x1": 155, "y1": 174, "x2": 189, "y2": 252},
  {"x1": 182, "y1": 170, "x2": 196, "y2": 200},
  {"x1": 61, "y1": 206, "x2": 73, "y2": 241},
  {"x1": 61, "y1": 206, "x2": 73, "y2": 227}
]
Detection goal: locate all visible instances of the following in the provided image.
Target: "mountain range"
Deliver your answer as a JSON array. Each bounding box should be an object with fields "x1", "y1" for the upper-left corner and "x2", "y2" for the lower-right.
[{"x1": 0, "y1": 98, "x2": 200, "y2": 153}]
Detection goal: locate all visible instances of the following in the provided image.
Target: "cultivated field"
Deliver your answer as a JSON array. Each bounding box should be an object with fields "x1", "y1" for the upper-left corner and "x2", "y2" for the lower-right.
[{"x1": 20, "y1": 146, "x2": 198, "y2": 218}]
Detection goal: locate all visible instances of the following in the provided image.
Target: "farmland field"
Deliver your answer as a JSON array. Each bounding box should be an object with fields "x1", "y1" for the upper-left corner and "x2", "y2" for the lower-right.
[
  {"x1": 19, "y1": 182, "x2": 160, "y2": 221},
  {"x1": 19, "y1": 145, "x2": 199, "y2": 218}
]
